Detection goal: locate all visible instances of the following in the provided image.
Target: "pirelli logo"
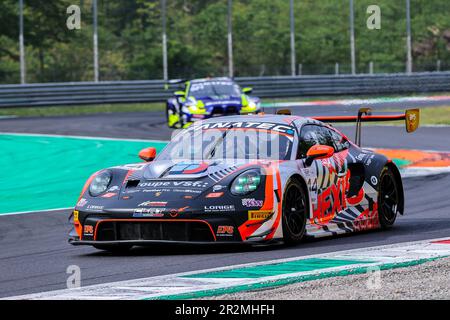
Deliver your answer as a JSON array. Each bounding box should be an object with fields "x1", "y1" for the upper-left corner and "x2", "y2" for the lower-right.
[{"x1": 248, "y1": 210, "x2": 273, "y2": 220}]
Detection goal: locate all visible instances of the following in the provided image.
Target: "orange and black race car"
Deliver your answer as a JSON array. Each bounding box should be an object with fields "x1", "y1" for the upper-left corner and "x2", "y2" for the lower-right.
[{"x1": 69, "y1": 108, "x2": 419, "y2": 252}]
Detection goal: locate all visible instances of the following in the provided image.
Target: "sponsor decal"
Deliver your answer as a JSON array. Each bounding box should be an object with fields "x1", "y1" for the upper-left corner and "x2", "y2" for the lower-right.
[
  {"x1": 371, "y1": 176, "x2": 378, "y2": 185},
  {"x1": 155, "y1": 192, "x2": 162, "y2": 197},
  {"x1": 138, "y1": 181, "x2": 209, "y2": 188},
  {"x1": 217, "y1": 225, "x2": 234, "y2": 236},
  {"x1": 204, "y1": 205, "x2": 235, "y2": 212},
  {"x1": 365, "y1": 154, "x2": 375, "y2": 166},
  {"x1": 142, "y1": 188, "x2": 170, "y2": 193},
  {"x1": 169, "y1": 209, "x2": 179, "y2": 218},
  {"x1": 133, "y1": 208, "x2": 165, "y2": 218},
  {"x1": 101, "y1": 192, "x2": 117, "y2": 198},
  {"x1": 248, "y1": 210, "x2": 273, "y2": 220},
  {"x1": 170, "y1": 162, "x2": 209, "y2": 175},
  {"x1": 242, "y1": 198, "x2": 264, "y2": 207},
  {"x1": 355, "y1": 153, "x2": 366, "y2": 161},
  {"x1": 83, "y1": 225, "x2": 94, "y2": 235},
  {"x1": 312, "y1": 170, "x2": 366, "y2": 223},
  {"x1": 194, "y1": 121, "x2": 295, "y2": 135},
  {"x1": 141, "y1": 187, "x2": 203, "y2": 194},
  {"x1": 174, "y1": 188, "x2": 203, "y2": 194},
  {"x1": 76, "y1": 198, "x2": 87, "y2": 207},
  {"x1": 73, "y1": 210, "x2": 79, "y2": 223},
  {"x1": 206, "y1": 192, "x2": 224, "y2": 198},
  {"x1": 169, "y1": 206, "x2": 189, "y2": 218},
  {"x1": 86, "y1": 205, "x2": 104, "y2": 212},
  {"x1": 107, "y1": 185, "x2": 120, "y2": 192},
  {"x1": 213, "y1": 185, "x2": 226, "y2": 192},
  {"x1": 138, "y1": 201, "x2": 167, "y2": 207}
]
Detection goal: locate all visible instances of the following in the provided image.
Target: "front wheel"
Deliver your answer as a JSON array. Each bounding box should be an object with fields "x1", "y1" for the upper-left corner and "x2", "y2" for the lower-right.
[
  {"x1": 282, "y1": 179, "x2": 308, "y2": 245},
  {"x1": 166, "y1": 106, "x2": 182, "y2": 128},
  {"x1": 378, "y1": 166, "x2": 400, "y2": 229}
]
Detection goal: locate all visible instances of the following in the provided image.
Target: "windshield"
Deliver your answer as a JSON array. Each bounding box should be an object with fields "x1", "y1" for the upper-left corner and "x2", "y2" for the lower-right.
[
  {"x1": 188, "y1": 81, "x2": 241, "y2": 98},
  {"x1": 157, "y1": 122, "x2": 295, "y2": 161}
]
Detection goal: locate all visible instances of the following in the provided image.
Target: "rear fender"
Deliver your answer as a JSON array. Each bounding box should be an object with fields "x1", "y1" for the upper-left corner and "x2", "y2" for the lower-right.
[{"x1": 364, "y1": 153, "x2": 404, "y2": 215}]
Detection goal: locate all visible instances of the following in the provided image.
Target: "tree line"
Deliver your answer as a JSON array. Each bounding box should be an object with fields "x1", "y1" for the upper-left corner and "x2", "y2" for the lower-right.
[{"x1": 1, "y1": 0, "x2": 449, "y2": 84}]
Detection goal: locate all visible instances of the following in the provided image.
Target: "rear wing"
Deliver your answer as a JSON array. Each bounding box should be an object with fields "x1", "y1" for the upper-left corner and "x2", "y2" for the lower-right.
[
  {"x1": 276, "y1": 107, "x2": 420, "y2": 146},
  {"x1": 164, "y1": 78, "x2": 187, "y2": 90},
  {"x1": 313, "y1": 108, "x2": 420, "y2": 132},
  {"x1": 315, "y1": 108, "x2": 420, "y2": 147}
]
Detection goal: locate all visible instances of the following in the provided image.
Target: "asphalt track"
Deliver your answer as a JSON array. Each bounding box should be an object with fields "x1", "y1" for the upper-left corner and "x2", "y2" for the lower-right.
[{"x1": 0, "y1": 102, "x2": 449, "y2": 298}]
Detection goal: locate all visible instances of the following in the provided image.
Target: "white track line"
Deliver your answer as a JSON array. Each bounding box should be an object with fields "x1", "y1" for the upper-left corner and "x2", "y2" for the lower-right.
[
  {"x1": 0, "y1": 132, "x2": 169, "y2": 143},
  {"x1": 0, "y1": 207, "x2": 72, "y2": 217}
]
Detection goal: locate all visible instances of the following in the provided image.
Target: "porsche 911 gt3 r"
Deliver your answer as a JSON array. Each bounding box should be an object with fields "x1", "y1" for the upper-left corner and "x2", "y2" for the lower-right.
[
  {"x1": 69, "y1": 109, "x2": 419, "y2": 252},
  {"x1": 166, "y1": 77, "x2": 261, "y2": 129}
]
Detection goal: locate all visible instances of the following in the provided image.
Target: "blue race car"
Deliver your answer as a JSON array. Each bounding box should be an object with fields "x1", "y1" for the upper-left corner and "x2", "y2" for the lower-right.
[{"x1": 166, "y1": 77, "x2": 261, "y2": 128}]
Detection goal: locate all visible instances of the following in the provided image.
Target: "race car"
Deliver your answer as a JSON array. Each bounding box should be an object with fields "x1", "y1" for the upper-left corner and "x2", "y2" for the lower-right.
[
  {"x1": 69, "y1": 108, "x2": 419, "y2": 252},
  {"x1": 166, "y1": 77, "x2": 261, "y2": 128}
]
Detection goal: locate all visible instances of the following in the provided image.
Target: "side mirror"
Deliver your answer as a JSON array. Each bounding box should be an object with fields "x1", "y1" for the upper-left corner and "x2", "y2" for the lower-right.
[
  {"x1": 242, "y1": 87, "x2": 253, "y2": 94},
  {"x1": 174, "y1": 91, "x2": 185, "y2": 98},
  {"x1": 139, "y1": 147, "x2": 157, "y2": 162},
  {"x1": 305, "y1": 145, "x2": 334, "y2": 166}
]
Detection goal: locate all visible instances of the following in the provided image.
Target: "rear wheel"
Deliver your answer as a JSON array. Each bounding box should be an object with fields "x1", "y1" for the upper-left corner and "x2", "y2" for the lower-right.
[
  {"x1": 93, "y1": 244, "x2": 133, "y2": 253},
  {"x1": 282, "y1": 179, "x2": 308, "y2": 245},
  {"x1": 378, "y1": 166, "x2": 400, "y2": 228}
]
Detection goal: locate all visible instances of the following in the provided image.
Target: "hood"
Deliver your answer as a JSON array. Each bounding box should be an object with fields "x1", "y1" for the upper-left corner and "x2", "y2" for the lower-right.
[
  {"x1": 117, "y1": 159, "x2": 274, "y2": 201},
  {"x1": 77, "y1": 159, "x2": 276, "y2": 216},
  {"x1": 194, "y1": 96, "x2": 242, "y2": 107}
]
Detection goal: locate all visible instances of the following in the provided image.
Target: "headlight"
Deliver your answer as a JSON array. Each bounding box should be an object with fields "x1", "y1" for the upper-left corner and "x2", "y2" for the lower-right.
[
  {"x1": 248, "y1": 101, "x2": 257, "y2": 109},
  {"x1": 184, "y1": 100, "x2": 205, "y2": 113},
  {"x1": 89, "y1": 171, "x2": 112, "y2": 196},
  {"x1": 230, "y1": 169, "x2": 262, "y2": 195}
]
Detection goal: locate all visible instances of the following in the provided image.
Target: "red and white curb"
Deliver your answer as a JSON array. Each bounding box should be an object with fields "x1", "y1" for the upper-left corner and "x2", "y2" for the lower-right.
[{"x1": 4, "y1": 237, "x2": 450, "y2": 300}]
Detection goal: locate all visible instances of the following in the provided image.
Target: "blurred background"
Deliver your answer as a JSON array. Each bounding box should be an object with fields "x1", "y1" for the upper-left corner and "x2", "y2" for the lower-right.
[{"x1": 1, "y1": 0, "x2": 450, "y2": 84}]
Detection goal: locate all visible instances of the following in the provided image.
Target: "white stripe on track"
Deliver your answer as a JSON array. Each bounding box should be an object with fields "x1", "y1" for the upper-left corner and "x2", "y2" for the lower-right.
[
  {"x1": 0, "y1": 207, "x2": 72, "y2": 217},
  {"x1": 0, "y1": 132, "x2": 169, "y2": 143}
]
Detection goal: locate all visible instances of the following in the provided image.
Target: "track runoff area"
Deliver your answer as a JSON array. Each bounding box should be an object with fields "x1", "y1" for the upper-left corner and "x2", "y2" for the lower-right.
[
  {"x1": 6, "y1": 237, "x2": 450, "y2": 300},
  {"x1": 0, "y1": 95, "x2": 449, "y2": 301}
]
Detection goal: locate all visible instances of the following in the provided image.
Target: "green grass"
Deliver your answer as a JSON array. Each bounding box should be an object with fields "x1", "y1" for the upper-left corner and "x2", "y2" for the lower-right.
[
  {"x1": 378, "y1": 106, "x2": 450, "y2": 126},
  {"x1": 416, "y1": 106, "x2": 450, "y2": 125},
  {"x1": 0, "y1": 102, "x2": 165, "y2": 118},
  {"x1": 262, "y1": 91, "x2": 450, "y2": 104}
]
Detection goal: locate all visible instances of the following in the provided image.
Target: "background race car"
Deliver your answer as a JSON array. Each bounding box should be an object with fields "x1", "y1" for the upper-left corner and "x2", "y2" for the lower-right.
[{"x1": 166, "y1": 77, "x2": 261, "y2": 128}]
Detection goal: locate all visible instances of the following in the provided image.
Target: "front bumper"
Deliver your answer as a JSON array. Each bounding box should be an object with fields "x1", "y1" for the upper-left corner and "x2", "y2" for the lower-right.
[
  {"x1": 70, "y1": 214, "x2": 252, "y2": 245},
  {"x1": 69, "y1": 238, "x2": 250, "y2": 246}
]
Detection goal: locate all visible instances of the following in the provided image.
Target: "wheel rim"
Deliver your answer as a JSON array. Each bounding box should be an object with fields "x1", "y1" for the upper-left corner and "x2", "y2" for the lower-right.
[
  {"x1": 379, "y1": 172, "x2": 399, "y2": 223},
  {"x1": 283, "y1": 184, "x2": 306, "y2": 237}
]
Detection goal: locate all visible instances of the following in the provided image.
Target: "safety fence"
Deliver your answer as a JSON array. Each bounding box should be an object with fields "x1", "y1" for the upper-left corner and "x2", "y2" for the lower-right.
[{"x1": 1, "y1": 72, "x2": 450, "y2": 107}]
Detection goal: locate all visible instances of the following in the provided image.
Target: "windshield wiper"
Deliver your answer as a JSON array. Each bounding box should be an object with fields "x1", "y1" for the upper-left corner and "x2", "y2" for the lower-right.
[{"x1": 206, "y1": 123, "x2": 236, "y2": 160}]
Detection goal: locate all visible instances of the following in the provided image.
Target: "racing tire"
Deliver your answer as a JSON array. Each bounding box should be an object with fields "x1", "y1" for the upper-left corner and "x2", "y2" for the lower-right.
[
  {"x1": 166, "y1": 106, "x2": 182, "y2": 129},
  {"x1": 378, "y1": 166, "x2": 400, "y2": 229},
  {"x1": 282, "y1": 179, "x2": 308, "y2": 245},
  {"x1": 93, "y1": 244, "x2": 133, "y2": 253}
]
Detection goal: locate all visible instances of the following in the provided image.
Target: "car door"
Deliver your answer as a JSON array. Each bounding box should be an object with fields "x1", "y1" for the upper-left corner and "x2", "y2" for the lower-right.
[{"x1": 297, "y1": 124, "x2": 349, "y2": 224}]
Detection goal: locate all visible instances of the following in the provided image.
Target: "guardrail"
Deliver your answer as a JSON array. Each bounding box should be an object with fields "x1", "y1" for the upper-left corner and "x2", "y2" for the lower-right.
[{"x1": 1, "y1": 72, "x2": 450, "y2": 107}]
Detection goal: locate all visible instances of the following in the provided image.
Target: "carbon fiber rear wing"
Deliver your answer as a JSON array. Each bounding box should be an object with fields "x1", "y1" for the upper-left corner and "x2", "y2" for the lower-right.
[
  {"x1": 314, "y1": 108, "x2": 420, "y2": 147},
  {"x1": 276, "y1": 107, "x2": 420, "y2": 147}
]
